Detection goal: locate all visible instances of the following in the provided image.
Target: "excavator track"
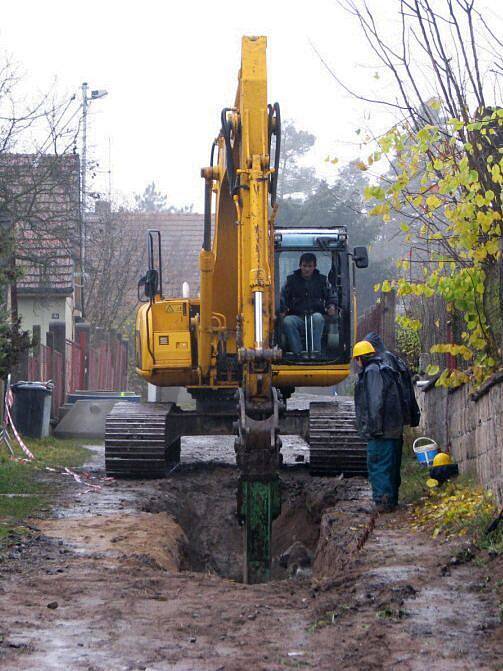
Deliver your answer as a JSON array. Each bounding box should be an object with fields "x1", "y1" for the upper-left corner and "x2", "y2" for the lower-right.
[
  {"x1": 309, "y1": 400, "x2": 367, "y2": 477},
  {"x1": 105, "y1": 402, "x2": 180, "y2": 478}
]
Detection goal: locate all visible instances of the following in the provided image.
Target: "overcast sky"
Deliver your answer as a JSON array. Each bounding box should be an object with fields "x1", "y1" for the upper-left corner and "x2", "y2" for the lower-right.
[{"x1": 1, "y1": 0, "x2": 499, "y2": 211}]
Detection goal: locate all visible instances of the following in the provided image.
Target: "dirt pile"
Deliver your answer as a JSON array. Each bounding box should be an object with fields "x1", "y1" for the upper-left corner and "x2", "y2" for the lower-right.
[{"x1": 39, "y1": 512, "x2": 187, "y2": 571}]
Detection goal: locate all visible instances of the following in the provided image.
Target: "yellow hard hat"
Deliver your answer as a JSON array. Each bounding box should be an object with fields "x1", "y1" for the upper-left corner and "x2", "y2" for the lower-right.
[
  {"x1": 353, "y1": 341, "x2": 376, "y2": 358},
  {"x1": 432, "y1": 452, "x2": 453, "y2": 467}
]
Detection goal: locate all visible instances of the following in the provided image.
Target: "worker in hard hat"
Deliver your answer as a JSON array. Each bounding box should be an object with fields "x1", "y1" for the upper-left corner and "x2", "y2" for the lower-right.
[
  {"x1": 353, "y1": 340, "x2": 405, "y2": 513},
  {"x1": 362, "y1": 331, "x2": 421, "y2": 510},
  {"x1": 363, "y1": 331, "x2": 420, "y2": 428}
]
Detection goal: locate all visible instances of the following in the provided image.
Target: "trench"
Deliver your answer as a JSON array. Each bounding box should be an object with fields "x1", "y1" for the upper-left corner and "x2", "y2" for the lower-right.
[{"x1": 141, "y1": 463, "x2": 369, "y2": 582}]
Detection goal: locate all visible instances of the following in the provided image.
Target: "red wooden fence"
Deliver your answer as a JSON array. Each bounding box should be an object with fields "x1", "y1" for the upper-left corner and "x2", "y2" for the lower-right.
[
  {"x1": 65, "y1": 339, "x2": 83, "y2": 394},
  {"x1": 25, "y1": 333, "x2": 128, "y2": 418},
  {"x1": 27, "y1": 344, "x2": 65, "y2": 417}
]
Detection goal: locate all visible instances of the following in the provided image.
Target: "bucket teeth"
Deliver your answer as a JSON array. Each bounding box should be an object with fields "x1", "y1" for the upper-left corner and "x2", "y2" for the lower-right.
[{"x1": 308, "y1": 401, "x2": 367, "y2": 477}]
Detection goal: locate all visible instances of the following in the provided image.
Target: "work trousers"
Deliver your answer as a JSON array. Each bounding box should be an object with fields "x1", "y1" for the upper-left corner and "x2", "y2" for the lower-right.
[
  {"x1": 367, "y1": 437, "x2": 402, "y2": 506},
  {"x1": 283, "y1": 313, "x2": 325, "y2": 354}
]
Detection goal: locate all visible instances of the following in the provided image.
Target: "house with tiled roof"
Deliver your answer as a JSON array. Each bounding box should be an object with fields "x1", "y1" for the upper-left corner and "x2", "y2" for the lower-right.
[
  {"x1": 85, "y1": 207, "x2": 206, "y2": 303},
  {"x1": 0, "y1": 153, "x2": 81, "y2": 342},
  {"x1": 124, "y1": 211, "x2": 206, "y2": 298},
  {"x1": 16, "y1": 228, "x2": 77, "y2": 341}
]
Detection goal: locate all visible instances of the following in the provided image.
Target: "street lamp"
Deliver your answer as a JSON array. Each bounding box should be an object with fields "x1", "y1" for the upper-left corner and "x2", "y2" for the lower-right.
[
  {"x1": 80, "y1": 82, "x2": 108, "y2": 317},
  {"x1": 81, "y1": 82, "x2": 108, "y2": 214}
]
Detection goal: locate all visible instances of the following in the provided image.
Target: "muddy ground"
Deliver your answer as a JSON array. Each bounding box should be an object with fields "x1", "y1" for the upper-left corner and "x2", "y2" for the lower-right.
[{"x1": 1, "y1": 423, "x2": 503, "y2": 669}]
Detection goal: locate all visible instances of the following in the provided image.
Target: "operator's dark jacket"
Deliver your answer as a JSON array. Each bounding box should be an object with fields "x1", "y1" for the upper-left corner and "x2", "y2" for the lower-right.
[
  {"x1": 364, "y1": 331, "x2": 421, "y2": 427},
  {"x1": 280, "y1": 269, "x2": 335, "y2": 317},
  {"x1": 354, "y1": 354, "x2": 404, "y2": 440}
]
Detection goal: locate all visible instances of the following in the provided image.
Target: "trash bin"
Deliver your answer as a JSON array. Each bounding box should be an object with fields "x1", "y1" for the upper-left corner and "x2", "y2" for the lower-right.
[{"x1": 11, "y1": 381, "x2": 53, "y2": 438}]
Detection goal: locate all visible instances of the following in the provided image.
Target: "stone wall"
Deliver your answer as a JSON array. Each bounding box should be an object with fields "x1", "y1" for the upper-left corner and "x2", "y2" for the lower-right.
[{"x1": 417, "y1": 375, "x2": 503, "y2": 503}]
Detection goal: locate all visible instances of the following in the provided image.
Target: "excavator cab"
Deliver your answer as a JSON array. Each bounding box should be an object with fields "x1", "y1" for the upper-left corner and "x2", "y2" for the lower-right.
[{"x1": 274, "y1": 227, "x2": 364, "y2": 364}]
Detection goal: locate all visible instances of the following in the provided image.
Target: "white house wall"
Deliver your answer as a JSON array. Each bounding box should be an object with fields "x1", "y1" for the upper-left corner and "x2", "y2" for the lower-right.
[{"x1": 18, "y1": 295, "x2": 74, "y2": 342}]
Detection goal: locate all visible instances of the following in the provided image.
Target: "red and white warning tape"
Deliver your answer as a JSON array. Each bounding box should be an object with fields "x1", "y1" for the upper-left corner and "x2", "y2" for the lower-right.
[{"x1": 1, "y1": 383, "x2": 104, "y2": 492}]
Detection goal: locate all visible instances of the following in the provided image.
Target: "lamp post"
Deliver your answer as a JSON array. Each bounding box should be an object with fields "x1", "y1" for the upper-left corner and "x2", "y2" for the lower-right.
[{"x1": 80, "y1": 82, "x2": 108, "y2": 316}]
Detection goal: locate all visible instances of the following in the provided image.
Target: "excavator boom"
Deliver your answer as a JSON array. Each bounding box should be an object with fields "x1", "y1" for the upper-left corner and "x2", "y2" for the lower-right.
[{"x1": 204, "y1": 37, "x2": 281, "y2": 582}]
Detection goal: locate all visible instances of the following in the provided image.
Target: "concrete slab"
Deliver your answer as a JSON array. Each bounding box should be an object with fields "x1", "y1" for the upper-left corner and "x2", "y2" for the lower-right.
[{"x1": 53, "y1": 399, "x2": 118, "y2": 439}]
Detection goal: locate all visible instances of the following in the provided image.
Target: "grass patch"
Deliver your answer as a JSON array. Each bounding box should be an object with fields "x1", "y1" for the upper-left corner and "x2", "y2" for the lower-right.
[
  {"x1": 23, "y1": 436, "x2": 91, "y2": 468},
  {"x1": 476, "y1": 515, "x2": 503, "y2": 555},
  {"x1": 400, "y1": 449, "x2": 428, "y2": 503},
  {"x1": 377, "y1": 606, "x2": 408, "y2": 620},
  {"x1": 307, "y1": 605, "x2": 353, "y2": 633},
  {"x1": 0, "y1": 437, "x2": 91, "y2": 543}
]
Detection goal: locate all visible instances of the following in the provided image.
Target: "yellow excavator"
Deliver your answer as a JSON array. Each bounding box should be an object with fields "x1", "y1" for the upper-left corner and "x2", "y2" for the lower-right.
[{"x1": 105, "y1": 36, "x2": 369, "y2": 583}]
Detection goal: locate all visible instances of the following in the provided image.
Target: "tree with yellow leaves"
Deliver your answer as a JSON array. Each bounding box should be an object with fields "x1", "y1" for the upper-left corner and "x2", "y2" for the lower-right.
[{"x1": 327, "y1": 1, "x2": 502, "y2": 385}]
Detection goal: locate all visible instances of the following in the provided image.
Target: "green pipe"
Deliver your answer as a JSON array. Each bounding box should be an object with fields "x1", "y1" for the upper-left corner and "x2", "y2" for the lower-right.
[{"x1": 239, "y1": 477, "x2": 281, "y2": 584}]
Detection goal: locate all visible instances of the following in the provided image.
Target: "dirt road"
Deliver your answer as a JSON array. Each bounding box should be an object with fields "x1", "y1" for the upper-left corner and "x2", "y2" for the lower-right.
[{"x1": 0, "y1": 432, "x2": 502, "y2": 670}]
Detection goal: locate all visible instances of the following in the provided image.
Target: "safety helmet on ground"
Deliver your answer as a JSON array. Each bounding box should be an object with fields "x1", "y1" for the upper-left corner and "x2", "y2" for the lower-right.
[
  {"x1": 432, "y1": 452, "x2": 453, "y2": 467},
  {"x1": 352, "y1": 341, "x2": 376, "y2": 358}
]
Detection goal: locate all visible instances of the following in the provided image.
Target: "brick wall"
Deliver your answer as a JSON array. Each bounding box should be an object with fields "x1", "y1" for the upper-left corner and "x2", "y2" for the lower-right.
[{"x1": 417, "y1": 375, "x2": 503, "y2": 503}]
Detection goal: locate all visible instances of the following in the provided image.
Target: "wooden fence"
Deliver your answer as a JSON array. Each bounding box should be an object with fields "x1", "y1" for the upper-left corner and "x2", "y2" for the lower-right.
[
  {"x1": 357, "y1": 290, "x2": 396, "y2": 351},
  {"x1": 27, "y1": 344, "x2": 64, "y2": 418},
  {"x1": 21, "y1": 327, "x2": 128, "y2": 419}
]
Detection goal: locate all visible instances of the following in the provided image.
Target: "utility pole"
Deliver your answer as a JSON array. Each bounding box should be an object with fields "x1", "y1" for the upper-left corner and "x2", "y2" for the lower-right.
[{"x1": 80, "y1": 82, "x2": 108, "y2": 317}]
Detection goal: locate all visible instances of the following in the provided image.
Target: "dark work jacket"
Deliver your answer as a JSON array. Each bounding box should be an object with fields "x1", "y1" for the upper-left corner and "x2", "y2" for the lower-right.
[
  {"x1": 280, "y1": 269, "x2": 335, "y2": 317},
  {"x1": 364, "y1": 331, "x2": 421, "y2": 427},
  {"x1": 354, "y1": 354, "x2": 404, "y2": 440}
]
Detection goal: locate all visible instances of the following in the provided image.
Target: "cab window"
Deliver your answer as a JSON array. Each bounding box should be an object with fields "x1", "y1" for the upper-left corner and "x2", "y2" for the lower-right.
[{"x1": 274, "y1": 250, "x2": 343, "y2": 361}]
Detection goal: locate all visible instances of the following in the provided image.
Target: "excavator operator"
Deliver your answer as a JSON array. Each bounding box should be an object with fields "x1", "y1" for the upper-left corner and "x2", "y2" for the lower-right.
[{"x1": 279, "y1": 253, "x2": 337, "y2": 357}]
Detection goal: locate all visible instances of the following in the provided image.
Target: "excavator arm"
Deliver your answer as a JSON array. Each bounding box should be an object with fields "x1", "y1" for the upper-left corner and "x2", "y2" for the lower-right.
[{"x1": 200, "y1": 36, "x2": 282, "y2": 582}]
